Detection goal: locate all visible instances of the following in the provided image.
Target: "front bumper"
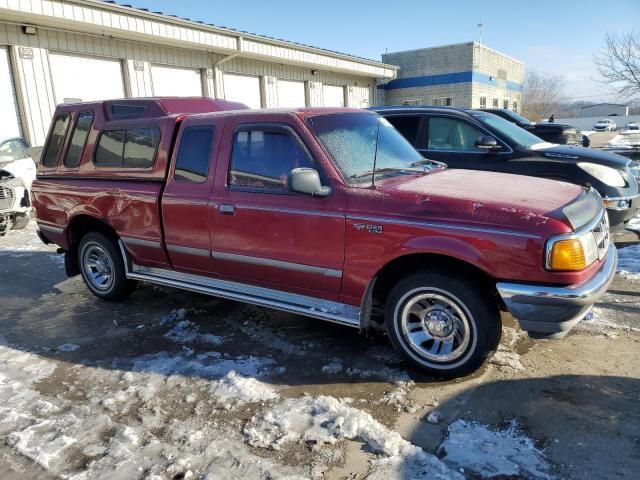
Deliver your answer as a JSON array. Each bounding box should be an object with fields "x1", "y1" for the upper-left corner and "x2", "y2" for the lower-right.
[
  {"x1": 605, "y1": 194, "x2": 640, "y2": 229},
  {"x1": 496, "y1": 245, "x2": 617, "y2": 339}
]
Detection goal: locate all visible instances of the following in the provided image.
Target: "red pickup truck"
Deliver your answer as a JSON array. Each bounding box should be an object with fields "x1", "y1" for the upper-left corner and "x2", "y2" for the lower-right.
[{"x1": 32, "y1": 98, "x2": 616, "y2": 377}]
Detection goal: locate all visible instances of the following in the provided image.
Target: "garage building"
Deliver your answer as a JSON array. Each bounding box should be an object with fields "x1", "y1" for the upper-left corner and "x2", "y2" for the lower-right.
[{"x1": 0, "y1": 0, "x2": 397, "y2": 147}]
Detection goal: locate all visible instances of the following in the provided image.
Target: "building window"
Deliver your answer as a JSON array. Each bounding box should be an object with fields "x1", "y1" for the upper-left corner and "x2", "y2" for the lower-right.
[
  {"x1": 503, "y1": 99, "x2": 509, "y2": 109},
  {"x1": 433, "y1": 97, "x2": 452, "y2": 107},
  {"x1": 512, "y1": 101, "x2": 518, "y2": 113},
  {"x1": 402, "y1": 99, "x2": 422, "y2": 106},
  {"x1": 479, "y1": 96, "x2": 487, "y2": 108},
  {"x1": 492, "y1": 98, "x2": 499, "y2": 108}
]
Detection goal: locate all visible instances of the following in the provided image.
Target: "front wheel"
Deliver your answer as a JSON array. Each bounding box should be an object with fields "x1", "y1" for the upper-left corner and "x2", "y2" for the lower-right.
[
  {"x1": 385, "y1": 270, "x2": 501, "y2": 378},
  {"x1": 78, "y1": 232, "x2": 137, "y2": 301}
]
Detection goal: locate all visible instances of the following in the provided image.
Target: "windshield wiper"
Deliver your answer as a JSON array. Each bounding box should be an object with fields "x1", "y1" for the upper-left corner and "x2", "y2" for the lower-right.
[
  {"x1": 409, "y1": 158, "x2": 447, "y2": 169},
  {"x1": 350, "y1": 167, "x2": 425, "y2": 181}
]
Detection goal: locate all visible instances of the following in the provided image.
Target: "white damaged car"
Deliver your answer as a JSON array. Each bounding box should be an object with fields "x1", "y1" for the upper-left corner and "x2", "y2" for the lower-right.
[{"x1": 0, "y1": 138, "x2": 36, "y2": 236}]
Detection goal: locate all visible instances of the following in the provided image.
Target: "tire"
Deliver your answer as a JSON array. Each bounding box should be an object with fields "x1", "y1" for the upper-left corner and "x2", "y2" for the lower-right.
[
  {"x1": 78, "y1": 232, "x2": 137, "y2": 301},
  {"x1": 11, "y1": 212, "x2": 30, "y2": 230},
  {"x1": 385, "y1": 269, "x2": 501, "y2": 378}
]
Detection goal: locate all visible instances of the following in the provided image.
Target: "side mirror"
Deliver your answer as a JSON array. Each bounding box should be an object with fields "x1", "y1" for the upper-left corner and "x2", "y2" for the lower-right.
[
  {"x1": 288, "y1": 168, "x2": 331, "y2": 197},
  {"x1": 475, "y1": 135, "x2": 501, "y2": 151}
]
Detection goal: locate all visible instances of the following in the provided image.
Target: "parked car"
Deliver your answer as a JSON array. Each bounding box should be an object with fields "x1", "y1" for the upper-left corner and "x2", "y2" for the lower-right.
[
  {"x1": 0, "y1": 137, "x2": 36, "y2": 236},
  {"x1": 603, "y1": 131, "x2": 640, "y2": 162},
  {"x1": 32, "y1": 98, "x2": 617, "y2": 377},
  {"x1": 478, "y1": 108, "x2": 589, "y2": 147},
  {"x1": 372, "y1": 106, "x2": 639, "y2": 231},
  {"x1": 593, "y1": 119, "x2": 617, "y2": 132},
  {"x1": 624, "y1": 121, "x2": 640, "y2": 131}
]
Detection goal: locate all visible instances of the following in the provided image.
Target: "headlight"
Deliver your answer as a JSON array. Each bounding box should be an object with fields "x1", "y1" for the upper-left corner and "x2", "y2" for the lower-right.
[
  {"x1": 547, "y1": 231, "x2": 598, "y2": 271},
  {"x1": 577, "y1": 162, "x2": 626, "y2": 187}
]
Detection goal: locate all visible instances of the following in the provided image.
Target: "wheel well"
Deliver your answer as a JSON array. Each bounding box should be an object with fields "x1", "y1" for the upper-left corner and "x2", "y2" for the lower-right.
[
  {"x1": 65, "y1": 215, "x2": 119, "y2": 276},
  {"x1": 369, "y1": 253, "x2": 498, "y2": 324}
]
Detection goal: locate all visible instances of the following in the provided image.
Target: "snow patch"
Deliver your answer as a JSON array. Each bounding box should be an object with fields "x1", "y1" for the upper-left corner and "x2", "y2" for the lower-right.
[
  {"x1": 440, "y1": 419, "x2": 552, "y2": 479},
  {"x1": 210, "y1": 371, "x2": 279, "y2": 409},
  {"x1": 245, "y1": 395, "x2": 462, "y2": 479},
  {"x1": 56, "y1": 343, "x2": 80, "y2": 352},
  {"x1": 490, "y1": 350, "x2": 525, "y2": 372}
]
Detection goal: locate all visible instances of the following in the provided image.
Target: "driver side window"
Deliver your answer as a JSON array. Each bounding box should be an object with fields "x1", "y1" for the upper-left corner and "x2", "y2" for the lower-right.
[
  {"x1": 427, "y1": 117, "x2": 484, "y2": 152},
  {"x1": 229, "y1": 127, "x2": 314, "y2": 191}
]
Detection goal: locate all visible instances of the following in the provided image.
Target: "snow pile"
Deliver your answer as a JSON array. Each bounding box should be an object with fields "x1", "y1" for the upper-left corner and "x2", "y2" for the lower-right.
[
  {"x1": 617, "y1": 244, "x2": 640, "y2": 281},
  {"x1": 0, "y1": 337, "x2": 302, "y2": 479},
  {"x1": 244, "y1": 395, "x2": 462, "y2": 479},
  {"x1": 439, "y1": 419, "x2": 551, "y2": 479},
  {"x1": 56, "y1": 343, "x2": 80, "y2": 352},
  {"x1": 490, "y1": 350, "x2": 525, "y2": 372},
  {"x1": 210, "y1": 371, "x2": 279, "y2": 409}
]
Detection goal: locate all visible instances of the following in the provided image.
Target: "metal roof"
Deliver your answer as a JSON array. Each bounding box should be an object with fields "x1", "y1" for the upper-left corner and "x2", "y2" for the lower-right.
[{"x1": 98, "y1": 0, "x2": 395, "y2": 70}]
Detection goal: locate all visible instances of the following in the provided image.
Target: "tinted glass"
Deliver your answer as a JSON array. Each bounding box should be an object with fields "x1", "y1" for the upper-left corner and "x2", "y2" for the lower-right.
[
  {"x1": 42, "y1": 114, "x2": 70, "y2": 167},
  {"x1": 174, "y1": 125, "x2": 215, "y2": 182},
  {"x1": 229, "y1": 129, "x2": 314, "y2": 190},
  {"x1": 385, "y1": 116, "x2": 421, "y2": 146},
  {"x1": 473, "y1": 113, "x2": 543, "y2": 148},
  {"x1": 64, "y1": 112, "x2": 94, "y2": 168},
  {"x1": 111, "y1": 104, "x2": 147, "y2": 118},
  {"x1": 427, "y1": 117, "x2": 484, "y2": 152},
  {"x1": 124, "y1": 127, "x2": 159, "y2": 168},
  {"x1": 95, "y1": 130, "x2": 125, "y2": 165}
]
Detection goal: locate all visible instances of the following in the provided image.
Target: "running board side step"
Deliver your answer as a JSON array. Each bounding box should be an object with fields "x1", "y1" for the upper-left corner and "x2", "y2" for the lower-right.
[{"x1": 119, "y1": 241, "x2": 360, "y2": 328}]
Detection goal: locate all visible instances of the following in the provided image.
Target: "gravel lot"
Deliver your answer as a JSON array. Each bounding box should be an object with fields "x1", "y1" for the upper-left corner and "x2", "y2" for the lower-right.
[{"x1": 0, "y1": 222, "x2": 639, "y2": 480}]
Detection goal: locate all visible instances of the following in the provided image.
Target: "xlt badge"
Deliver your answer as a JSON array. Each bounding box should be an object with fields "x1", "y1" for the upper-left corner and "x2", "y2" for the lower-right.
[{"x1": 353, "y1": 223, "x2": 383, "y2": 234}]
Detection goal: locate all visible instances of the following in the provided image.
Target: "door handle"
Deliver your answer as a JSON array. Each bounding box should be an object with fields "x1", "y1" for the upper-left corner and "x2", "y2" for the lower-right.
[{"x1": 218, "y1": 204, "x2": 235, "y2": 215}]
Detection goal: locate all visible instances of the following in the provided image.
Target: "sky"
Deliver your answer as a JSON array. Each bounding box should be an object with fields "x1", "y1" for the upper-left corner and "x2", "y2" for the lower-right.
[{"x1": 127, "y1": 0, "x2": 640, "y2": 102}]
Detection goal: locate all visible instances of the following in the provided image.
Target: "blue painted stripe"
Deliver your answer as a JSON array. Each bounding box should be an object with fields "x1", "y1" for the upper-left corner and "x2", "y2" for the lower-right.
[{"x1": 381, "y1": 71, "x2": 522, "y2": 92}]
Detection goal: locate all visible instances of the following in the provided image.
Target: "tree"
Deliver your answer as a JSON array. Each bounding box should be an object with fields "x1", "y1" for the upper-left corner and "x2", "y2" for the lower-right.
[
  {"x1": 593, "y1": 31, "x2": 640, "y2": 98},
  {"x1": 521, "y1": 70, "x2": 565, "y2": 121}
]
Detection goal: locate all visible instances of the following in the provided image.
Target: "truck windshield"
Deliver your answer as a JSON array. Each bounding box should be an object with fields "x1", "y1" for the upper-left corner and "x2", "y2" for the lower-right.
[
  {"x1": 307, "y1": 112, "x2": 439, "y2": 186},
  {"x1": 473, "y1": 113, "x2": 543, "y2": 149}
]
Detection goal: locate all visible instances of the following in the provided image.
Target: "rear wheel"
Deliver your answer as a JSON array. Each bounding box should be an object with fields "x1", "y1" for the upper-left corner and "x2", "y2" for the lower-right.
[
  {"x1": 11, "y1": 212, "x2": 30, "y2": 230},
  {"x1": 385, "y1": 269, "x2": 501, "y2": 378},
  {"x1": 78, "y1": 232, "x2": 137, "y2": 301}
]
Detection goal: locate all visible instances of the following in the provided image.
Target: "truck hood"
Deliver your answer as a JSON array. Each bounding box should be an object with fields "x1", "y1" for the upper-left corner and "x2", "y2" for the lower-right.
[
  {"x1": 529, "y1": 143, "x2": 631, "y2": 169},
  {"x1": 380, "y1": 169, "x2": 588, "y2": 233}
]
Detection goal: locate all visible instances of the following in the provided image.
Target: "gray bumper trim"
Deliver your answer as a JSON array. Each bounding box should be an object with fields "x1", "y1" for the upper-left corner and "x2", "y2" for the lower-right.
[{"x1": 497, "y1": 245, "x2": 617, "y2": 338}]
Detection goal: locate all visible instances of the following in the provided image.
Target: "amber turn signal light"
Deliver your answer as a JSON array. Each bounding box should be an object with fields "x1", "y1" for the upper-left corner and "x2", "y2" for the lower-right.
[{"x1": 549, "y1": 239, "x2": 587, "y2": 271}]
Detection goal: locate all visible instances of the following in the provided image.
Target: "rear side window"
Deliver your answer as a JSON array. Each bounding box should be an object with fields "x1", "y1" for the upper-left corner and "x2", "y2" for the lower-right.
[
  {"x1": 94, "y1": 127, "x2": 159, "y2": 168},
  {"x1": 64, "y1": 112, "x2": 94, "y2": 168},
  {"x1": 42, "y1": 114, "x2": 70, "y2": 167},
  {"x1": 174, "y1": 125, "x2": 216, "y2": 183},
  {"x1": 385, "y1": 115, "x2": 421, "y2": 147},
  {"x1": 229, "y1": 127, "x2": 314, "y2": 191},
  {"x1": 95, "y1": 130, "x2": 125, "y2": 165}
]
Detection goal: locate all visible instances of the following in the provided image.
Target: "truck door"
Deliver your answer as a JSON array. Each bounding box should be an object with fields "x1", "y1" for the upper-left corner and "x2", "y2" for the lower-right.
[
  {"x1": 162, "y1": 116, "x2": 224, "y2": 275},
  {"x1": 210, "y1": 114, "x2": 346, "y2": 297}
]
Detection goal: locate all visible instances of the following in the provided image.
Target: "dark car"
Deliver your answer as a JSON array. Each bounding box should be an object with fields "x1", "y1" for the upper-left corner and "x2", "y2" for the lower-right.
[
  {"x1": 371, "y1": 106, "x2": 640, "y2": 230},
  {"x1": 478, "y1": 108, "x2": 589, "y2": 147}
]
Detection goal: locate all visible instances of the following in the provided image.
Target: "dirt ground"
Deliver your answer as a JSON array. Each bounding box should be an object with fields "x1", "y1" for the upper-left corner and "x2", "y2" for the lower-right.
[{"x1": 0, "y1": 222, "x2": 638, "y2": 480}]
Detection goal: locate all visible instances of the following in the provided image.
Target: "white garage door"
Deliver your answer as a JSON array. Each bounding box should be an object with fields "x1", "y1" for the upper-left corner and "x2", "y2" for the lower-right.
[
  {"x1": 323, "y1": 85, "x2": 345, "y2": 107},
  {"x1": 277, "y1": 79, "x2": 306, "y2": 108},
  {"x1": 223, "y1": 73, "x2": 261, "y2": 109},
  {"x1": 49, "y1": 53, "x2": 125, "y2": 104},
  {"x1": 0, "y1": 47, "x2": 21, "y2": 139},
  {"x1": 151, "y1": 65, "x2": 202, "y2": 96}
]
